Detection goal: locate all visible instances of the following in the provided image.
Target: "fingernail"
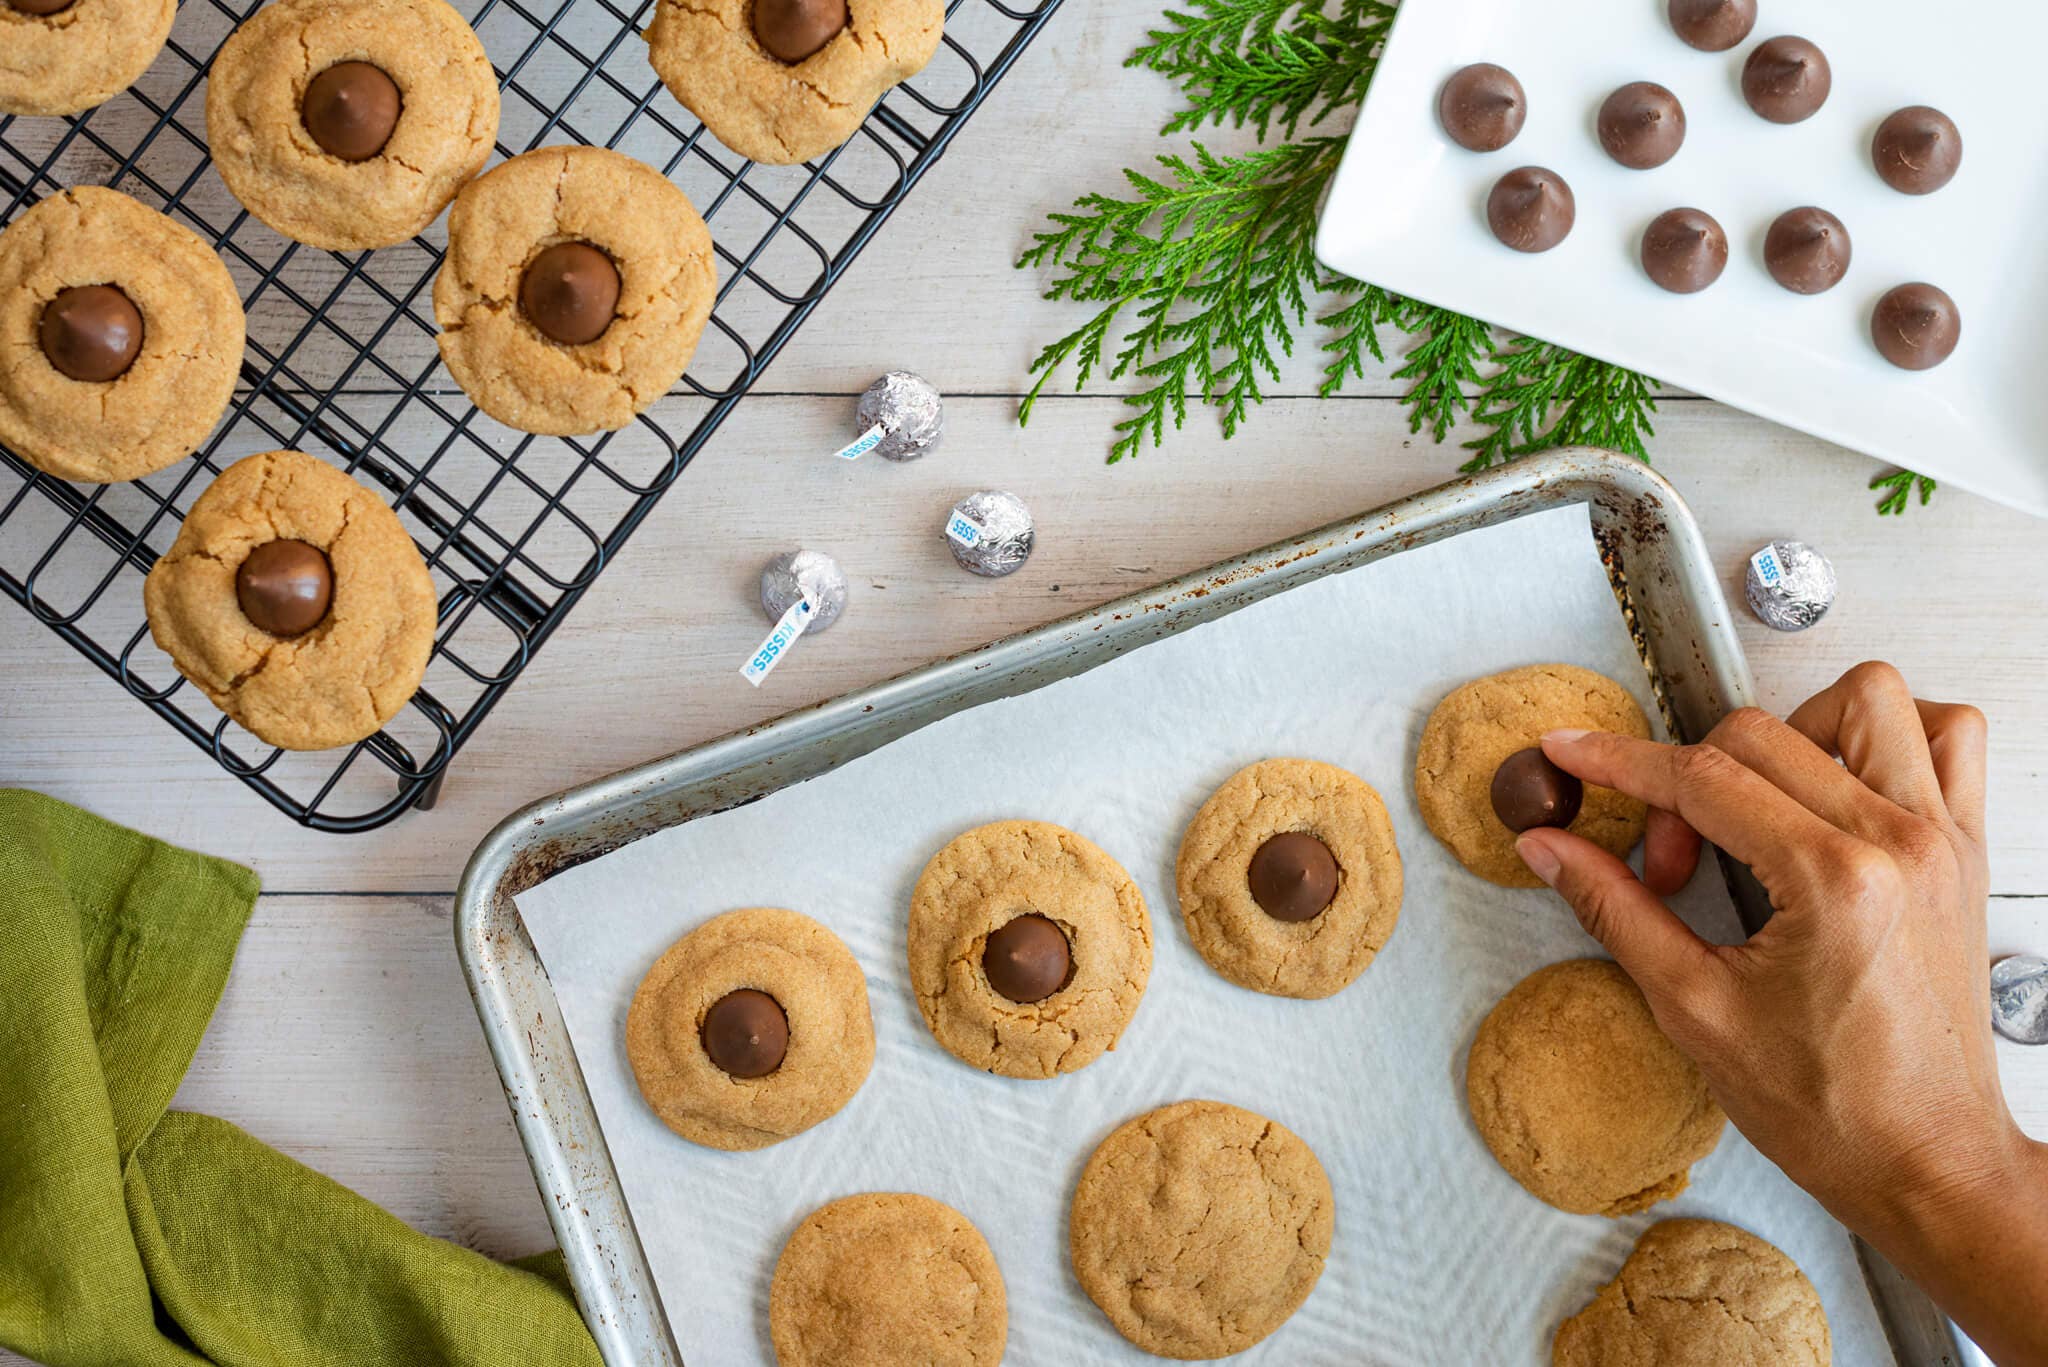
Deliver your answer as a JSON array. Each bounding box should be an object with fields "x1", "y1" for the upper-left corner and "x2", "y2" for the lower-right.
[
  {"x1": 1542, "y1": 728, "x2": 1590, "y2": 745},
  {"x1": 1517, "y1": 833, "x2": 1562, "y2": 885}
]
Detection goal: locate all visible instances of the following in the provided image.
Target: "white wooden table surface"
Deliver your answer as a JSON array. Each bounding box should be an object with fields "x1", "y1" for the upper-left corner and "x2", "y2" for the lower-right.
[{"x1": 3, "y1": 0, "x2": 2045, "y2": 1341}]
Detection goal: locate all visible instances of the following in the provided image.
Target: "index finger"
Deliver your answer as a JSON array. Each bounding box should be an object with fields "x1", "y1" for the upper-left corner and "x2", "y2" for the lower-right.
[{"x1": 1540, "y1": 728, "x2": 1865, "y2": 895}]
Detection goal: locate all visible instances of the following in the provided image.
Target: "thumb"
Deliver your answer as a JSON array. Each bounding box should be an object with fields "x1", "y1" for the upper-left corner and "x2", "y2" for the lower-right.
[{"x1": 1515, "y1": 826, "x2": 1720, "y2": 1010}]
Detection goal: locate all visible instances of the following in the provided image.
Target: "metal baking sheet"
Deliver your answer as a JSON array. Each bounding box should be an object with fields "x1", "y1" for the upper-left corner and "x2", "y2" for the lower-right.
[{"x1": 454, "y1": 448, "x2": 1973, "y2": 1365}]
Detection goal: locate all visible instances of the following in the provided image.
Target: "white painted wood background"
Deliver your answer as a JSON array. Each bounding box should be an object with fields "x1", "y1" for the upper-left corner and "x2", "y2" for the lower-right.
[{"x1": 2, "y1": 0, "x2": 2045, "y2": 1350}]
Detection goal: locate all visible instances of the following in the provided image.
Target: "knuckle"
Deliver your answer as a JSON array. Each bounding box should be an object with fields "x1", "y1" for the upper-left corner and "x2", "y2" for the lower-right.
[
  {"x1": 1677, "y1": 742, "x2": 1741, "y2": 789},
  {"x1": 1710, "y1": 707, "x2": 1778, "y2": 751},
  {"x1": 1831, "y1": 842, "x2": 1905, "y2": 906},
  {"x1": 1942, "y1": 703, "x2": 1988, "y2": 742},
  {"x1": 1842, "y1": 660, "x2": 1908, "y2": 696}
]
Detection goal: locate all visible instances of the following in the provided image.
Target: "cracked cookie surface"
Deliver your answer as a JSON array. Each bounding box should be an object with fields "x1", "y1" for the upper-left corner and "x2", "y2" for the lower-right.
[
  {"x1": 143, "y1": 450, "x2": 436, "y2": 750},
  {"x1": 627, "y1": 907, "x2": 873, "y2": 1151},
  {"x1": 1468, "y1": 959, "x2": 1725, "y2": 1217},
  {"x1": 769, "y1": 1192, "x2": 1006, "y2": 1366},
  {"x1": 1070, "y1": 1099, "x2": 1333, "y2": 1360},
  {"x1": 0, "y1": 0, "x2": 174, "y2": 117},
  {"x1": 0, "y1": 187, "x2": 245, "y2": 483},
  {"x1": 206, "y1": 0, "x2": 499, "y2": 250},
  {"x1": 432, "y1": 145, "x2": 715, "y2": 435},
  {"x1": 644, "y1": 0, "x2": 942, "y2": 165},
  {"x1": 1554, "y1": 1218, "x2": 1831, "y2": 1366},
  {"x1": 908, "y1": 819, "x2": 1150, "y2": 1080},
  {"x1": 1176, "y1": 757, "x2": 1403, "y2": 998},
  {"x1": 1416, "y1": 663, "x2": 1651, "y2": 887}
]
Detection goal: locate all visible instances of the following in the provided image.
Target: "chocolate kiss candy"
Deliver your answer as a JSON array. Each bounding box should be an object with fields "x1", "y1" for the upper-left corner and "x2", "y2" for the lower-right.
[
  {"x1": 1247, "y1": 831, "x2": 1339, "y2": 922},
  {"x1": 1487, "y1": 167, "x2": 1574, "y2": 253},
  {"x1": 983, "y1": 914, "x2": 1072, "y2": 1003},
  {"x1": 1872, "y1": 107, "x2": 1962, "y2": 196},
  {"x1": 1870, "y1": 283, "x2": 1960, "y2": 371},
  {"x1": 1764, "y1": 206, "x2": 1851, "y2": 295},
  {"x1": 520, "y1": 241, "x2": 621, "y2": 346},
  {"x1": 1491, "y1": 747, "x2": 1583, "y2": 832},
  {"x1": 302, "y1": 61, "x2": 402, "y2": 161},
  {"x1": 752, "y1": 0, "x2": 847, "y2": 63},
  {"x1": 1742, "y1": 36, "x2": 1830, "y2": 123},
  {"x1": 235, "y1": 539, "x2": 334, "y2": 637},
  {"x1": 1667, "y1": 0, "x2": 1754, "y2": 51},
  {"x1": 700, "y1": 988, "x2": 789, "y2": 1077},
  {"x1": 40, "y1": 285, "x2": 143, "y2": 382},
  {"x1": 1438, "y1": 63, "x2": 1526, "y2": 153}
]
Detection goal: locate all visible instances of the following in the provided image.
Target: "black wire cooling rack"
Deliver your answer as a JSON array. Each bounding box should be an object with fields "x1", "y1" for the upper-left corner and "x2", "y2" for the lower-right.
[{"x1": 0, "y1": 0, "x2": 1060, "y2": 832}]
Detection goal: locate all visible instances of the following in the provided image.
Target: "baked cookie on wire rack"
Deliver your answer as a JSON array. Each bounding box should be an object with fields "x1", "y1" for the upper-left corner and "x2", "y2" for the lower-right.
[
  {"x1": 0, "y1": 0, "x2": 174, "y2": 117},
  {"x1": 432, "y1": 145, "x2": 716, "y2": 435},
  {"x1": 206, "y1": 0, "x2": 499, "y2": 251},
  {"x1": 644, "y1": 0, "x2": 943, "y2": 165}
]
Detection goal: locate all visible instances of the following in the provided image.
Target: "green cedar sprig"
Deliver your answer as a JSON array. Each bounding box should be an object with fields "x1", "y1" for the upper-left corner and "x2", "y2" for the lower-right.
[
  {"x1": 1870, "y1": 468, "x2": 1937, "y2": 515},
  {"x1": 1020, "y1": 0, "x2": 1912, "y2": 512}
]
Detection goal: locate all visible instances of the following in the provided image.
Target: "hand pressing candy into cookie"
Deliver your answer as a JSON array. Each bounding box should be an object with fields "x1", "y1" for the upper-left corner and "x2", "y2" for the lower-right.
[{"x1": 1514, "y1": 662, "x2": 2048, "y2": 1367}]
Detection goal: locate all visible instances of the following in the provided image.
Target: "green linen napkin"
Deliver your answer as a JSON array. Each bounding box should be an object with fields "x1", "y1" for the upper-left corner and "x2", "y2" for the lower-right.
[{"x1": 0, "y1": 789, "x2": 603, "y2": 1367}]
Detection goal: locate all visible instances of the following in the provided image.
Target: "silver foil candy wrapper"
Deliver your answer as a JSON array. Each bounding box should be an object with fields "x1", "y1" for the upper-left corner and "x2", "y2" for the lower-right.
[
  {"x1": 855, "y1": 370, "x2": 944, "y2": 462},
  {"x1": 1992, "y1": 954, "x2": 2048, "y2": 1045},
  {"x1": 1743, "y1": 539, "x2": 1835, "y2": 632},
  {"x1": 759, "y1": 549, "x2": 848, "y2": 632},
  {"x1": 945, "y1": 489, "x2": 1034, "y2": 578}
]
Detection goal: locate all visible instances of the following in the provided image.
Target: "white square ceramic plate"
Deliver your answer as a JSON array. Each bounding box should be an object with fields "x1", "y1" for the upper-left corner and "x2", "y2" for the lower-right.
[{"x1": 1314, "y1": 0, "x2": 2048, "y2": 516}]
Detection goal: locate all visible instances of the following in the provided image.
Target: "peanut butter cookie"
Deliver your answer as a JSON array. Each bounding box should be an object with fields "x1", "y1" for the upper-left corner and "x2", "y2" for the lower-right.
[
  {"x1": 907, "y1": 819, "x2": 1151, "y2": 1080},
  {"x1": 1416, "y1": 663, "x2": 1651, "y2": 887},
  {"x1": 1468, "y1": 959, "x2": 1725, "y2": 1217},
  {"x1": 206, "y1": 0, "x2": 499, "y2": 251},
  {"x1": 1070, "y1": 1099, "x2": 1333, "y2": 1360},
  {"x1": 0, "y1": 187, "x2": 244, "y2": 483},
  {"x1": 1175, "y1": 757, "x2": 1404, "y2": 999},
  {"x1": 1555, "y1": 1218, "x2": 1831, "y2": 1366},
  {"x1": 0, "y1": 0, "x2": 174, "y2": 117},
  {"x1": 644, "y1": 0, "x2": 942, "y2": 165},
  {"x1": 769, "y1": 1192, "x2": 1006, "y2": 1366},
  {"x1": 433, "y1": 145, "x2": 716, "y2": 435},
  {"x1": 626, "y1": 907, "x2": 874, "y2": 1151},
  {"x1": 143, "y1": 451, "x2": 437, "y2": 750}
]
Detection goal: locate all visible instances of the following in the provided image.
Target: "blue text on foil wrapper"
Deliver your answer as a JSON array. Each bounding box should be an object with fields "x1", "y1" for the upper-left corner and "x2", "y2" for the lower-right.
[
  {"x1": 1751, "y1": 546, "x2": 1784, "y2": 589},
  {"x1": 740, "y1": 597, "x2": 815, "y2": 686},
  {"x1": 946, "y1": 513, "x2": 985, "y2": 547}
]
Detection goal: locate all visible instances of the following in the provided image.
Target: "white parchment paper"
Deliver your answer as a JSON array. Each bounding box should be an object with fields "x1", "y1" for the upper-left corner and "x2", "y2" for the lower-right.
[{"x1": 514, "y1": 505, "x2": 1889, "y2": 1365}]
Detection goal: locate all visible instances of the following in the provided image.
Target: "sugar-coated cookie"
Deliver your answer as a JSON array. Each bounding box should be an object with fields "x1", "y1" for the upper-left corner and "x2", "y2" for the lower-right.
[
  {"x1": 0, "y1": 187, "x2": 244, "y2": 483},
  {"x1": 626, "y1": 907, "x2": 873, "y2": 1151},
  {"x1": 1417, "y1": 663, "x2": 1651, "y2": 887},
  {"x1": 908, "y1": 819, "x2": 1151, "y2": 1080},
  {"x1": 1555, "y1": 1218, "x2": 1831, "y2": 1365},
  {"x1": 644, "y1": 0, "x2": 941, "y2": 165},
  {"x1": 433, "y1": 145, "x2": 715, "y2": 435},
  {"x1": 1071, "y1": 1099, "x2": 1333, "y2": 1360},
  {"x1": 1175, "y1": 757, "x2": 1403, "y2": 998},
  {"x1": 769, "y1": 1192, "x2": 1006, "y2": 1366},
  {"x1": 0, "y1": 0, "x2": 174, "y2": 117},
  {"x1": 207, "y1": 0, "x2": 499, "y2": 250},
  {"x1": 143, "y1": 451, "x2": 436, "y2": 750},
  {"x1": 1468, "y1": 959, "x2": 1725, "y2": 1216}
]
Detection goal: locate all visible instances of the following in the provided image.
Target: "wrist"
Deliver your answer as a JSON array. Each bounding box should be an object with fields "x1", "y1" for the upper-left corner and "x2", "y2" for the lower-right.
[{"x1": 1848, "y1": 1118, "x2": 2044, "y2": 1254}]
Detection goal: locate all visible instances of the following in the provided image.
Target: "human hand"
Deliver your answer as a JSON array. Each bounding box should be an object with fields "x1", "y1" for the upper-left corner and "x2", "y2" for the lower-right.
[{"x1": 1513, "y1": 662, "x2": 2047, "y2": 1366}]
